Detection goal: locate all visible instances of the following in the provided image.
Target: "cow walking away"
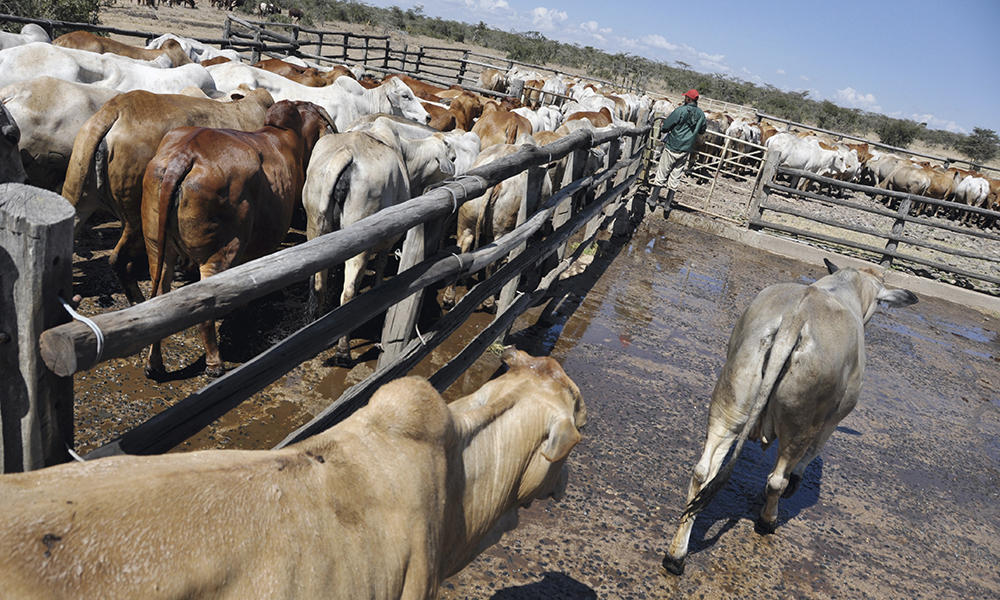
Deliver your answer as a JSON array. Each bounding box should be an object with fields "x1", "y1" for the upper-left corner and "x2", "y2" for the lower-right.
[
  {"x1": 0, "y1": 349, "x2": 585, "y2": 600},
  {"x1": 661, "y1": 259, "x2": 917, "y2": 576},
  {"x1": 141, "y1": 100, "x2": 333, "y2": 378}
]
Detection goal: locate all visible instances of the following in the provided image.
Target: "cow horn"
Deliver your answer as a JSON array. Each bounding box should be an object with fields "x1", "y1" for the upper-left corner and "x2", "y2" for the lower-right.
[{"x1": 824, "y1": 258, "x2": 839, "y2": 273}]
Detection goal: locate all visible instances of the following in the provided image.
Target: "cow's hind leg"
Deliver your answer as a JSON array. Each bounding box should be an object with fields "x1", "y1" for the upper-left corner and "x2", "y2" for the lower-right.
[
  {"x1": 757, "y1": 442, "x2": 811, "y2": 534},
  {"x1": 662, "y1": 422, "x2": 740, "y2": 576},
  {"x1": 333, "y1": 252, "x2": 369, "y2": 367}
]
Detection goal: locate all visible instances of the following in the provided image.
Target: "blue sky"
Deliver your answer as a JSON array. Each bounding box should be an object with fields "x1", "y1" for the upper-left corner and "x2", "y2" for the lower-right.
[{"x1": 364, "y1": 0, "x2": 999, "y2": 135}]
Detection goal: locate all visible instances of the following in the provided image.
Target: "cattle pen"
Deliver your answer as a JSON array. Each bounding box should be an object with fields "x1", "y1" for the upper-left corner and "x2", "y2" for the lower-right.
[{"x1": 1, "y1": 122, "x2": 649, "y2": 469}]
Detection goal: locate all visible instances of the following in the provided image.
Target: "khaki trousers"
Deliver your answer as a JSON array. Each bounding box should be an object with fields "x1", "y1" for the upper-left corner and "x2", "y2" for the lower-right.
[{"x1": 652, "y1": 148, "x2": 689, "y2": 191}]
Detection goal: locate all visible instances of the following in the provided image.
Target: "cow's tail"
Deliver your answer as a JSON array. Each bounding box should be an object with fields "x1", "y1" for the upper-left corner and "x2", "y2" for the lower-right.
[
  {"x1": 683, "y1": 310, "x2": 806, "y2": 518},
  {"x1": 149, "y1": 151, "x2": 196, "y2": 301},
  {"x1": 61, "y1": 102, "x2": 122, "y2": 214},
  {"x1": 473, "y1": 184, "x2": 502, "y2": 251}
]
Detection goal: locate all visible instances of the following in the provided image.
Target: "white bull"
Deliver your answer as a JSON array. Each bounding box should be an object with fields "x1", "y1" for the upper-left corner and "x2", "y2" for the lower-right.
[
  {"x1": 0, "y1": 23, "x2": 50, "y2": 50},
  {"x1": 1, "y1": 77, "x2": 121, "y2": 191},
  {"x1": 662, "y1": 259, "x2": 918, "y2": 576},
  {"x1": 0, "y1": 349, "x2": 586, "y2": 600},
  {"x1": 206, "y1": 61, "x2": 431, "y2": 131},
  {"x1": 0, "y1": 42, "x2": 217, "y2": 94}
]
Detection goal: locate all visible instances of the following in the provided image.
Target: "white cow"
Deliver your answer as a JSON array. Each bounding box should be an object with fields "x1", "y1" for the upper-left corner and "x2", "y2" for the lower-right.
[
  {"x1": 146, "y1": 33, "x2": 243, "y2": 64},
  {"x1": 0, "y1": 348, "x2": 586, "y2": 600},
  {"x1": 1, "y1": 77, "x2": 121, "y2": 191},
  {"x1": 0, "y1": 23, "x2": 50, "y2": 50},
  {"x1": 0, "y1": 42, "x2": 217, "y2": 94},
  {"x1": 0, "y1": 100, "x2": 27, "y2": 184},
  {"x1": 206, "y1": 61, "x2": 431, "y2": 131},
  {"x1": 766, "y1": 132, "x2": 849, "y2": 190},
  {"x1": 662, "y1": 259, "x2": 917, "y2": 576}
]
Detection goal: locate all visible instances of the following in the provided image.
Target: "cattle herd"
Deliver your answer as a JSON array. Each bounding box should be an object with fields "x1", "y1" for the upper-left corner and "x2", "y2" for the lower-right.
[
  {"x1": 0, "y1": 20, "x2": 932, "y2": 598},
  {"x1": 698, "y1": 112, "x2": 1000, "y2": 229}
]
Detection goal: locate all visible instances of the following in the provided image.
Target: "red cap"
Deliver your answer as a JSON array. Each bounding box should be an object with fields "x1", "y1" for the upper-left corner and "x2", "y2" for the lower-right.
[{"x1": 683, "y1": 89, "x2": 700, "y2": 100}]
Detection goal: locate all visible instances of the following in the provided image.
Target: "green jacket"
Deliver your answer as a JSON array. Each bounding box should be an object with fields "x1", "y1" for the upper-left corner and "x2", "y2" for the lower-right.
[{"x1": 661, "y1": 103, "x2": 707, "y2": 153}]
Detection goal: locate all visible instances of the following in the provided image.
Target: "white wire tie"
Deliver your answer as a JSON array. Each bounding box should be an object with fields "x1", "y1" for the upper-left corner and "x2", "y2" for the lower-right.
[
  {"x1": 60, "y1": 296, "x2": 105, "y2": 370},
  {"x1": 414, "y1": 324, "x2": 427, "y2": 345},
  {"x1": 443, "y1": 185, "x2": 459, "y2": 213}
]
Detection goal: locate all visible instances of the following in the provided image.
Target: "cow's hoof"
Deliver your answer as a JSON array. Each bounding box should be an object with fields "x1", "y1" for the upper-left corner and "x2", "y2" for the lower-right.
[
  {"x1": 754, "y1": 517, "x2": 777, "y2": 535},
  {"x1": 661, "y1": 554, "x2": 685, "y2": 576},
  {"x1": 205, "y1": 365, "x2": 226, "y2": 378},
  {"x1": 782, "y1": 473, "x2": 801, "y2": 498},
  {"x1": 143, "y1": 365, "x2": 165, "y2": 380}
]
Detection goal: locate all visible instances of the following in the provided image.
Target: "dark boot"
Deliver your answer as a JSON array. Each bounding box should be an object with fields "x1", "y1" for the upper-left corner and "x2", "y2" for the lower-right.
[
  {"x1": 661, "y1": 189, "x2": 676, "y2": 211},
  {"x1": 646, "y1": 185, "x2": 662, "y2": 209}
]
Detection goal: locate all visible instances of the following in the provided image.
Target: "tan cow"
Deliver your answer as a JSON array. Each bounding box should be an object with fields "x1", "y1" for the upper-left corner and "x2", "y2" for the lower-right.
[
  {"x1": 0, "y1": 349, "x2": 585, "y2": 600},
  {"x1": 662, "y1": 259, "x2": 917, "y2": 576},
  {"x1": 61, "y1": 87, "x2": 276, "y2": 306},
  {"x1": 53, "y1": 30, "x2": 193, "y2": 67}
]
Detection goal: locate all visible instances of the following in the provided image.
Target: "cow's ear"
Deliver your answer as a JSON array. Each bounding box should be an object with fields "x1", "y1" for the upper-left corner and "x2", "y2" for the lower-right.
[
  {"x1": 541, "y1": 416, "x2": 581, "y2": 462},
  {"x1": 824, "y1": 258, "x2": 839, "y2": 274},
  {"x1": 438, "y1": 156, "x2": 456, "y2": 177},
  {"x1": 878, "y1": 288, "x2": 918, "y2": 308}
]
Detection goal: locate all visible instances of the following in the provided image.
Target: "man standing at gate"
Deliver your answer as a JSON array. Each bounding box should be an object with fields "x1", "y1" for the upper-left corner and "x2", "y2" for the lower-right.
[{"x1": 649, "y1": 89, "x2": 707, "y2": 212}]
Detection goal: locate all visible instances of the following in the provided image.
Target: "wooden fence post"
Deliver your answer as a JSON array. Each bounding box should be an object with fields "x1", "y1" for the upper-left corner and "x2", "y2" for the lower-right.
[
  {"x1": 747, "y1": 150, "x2": 779, "y2": 228},
  {"x1": 497, "y1": 166, "x2": 546, "y2": 321},
  {"x1": 881, "y1": 194, "x2": 912, "y2": 268},
  {"x1": 458, "y1": 50, "x2": 469, "y2": 84},
  {"x1": 0, "y1": 184, "x2": 75, "y2": 473}
]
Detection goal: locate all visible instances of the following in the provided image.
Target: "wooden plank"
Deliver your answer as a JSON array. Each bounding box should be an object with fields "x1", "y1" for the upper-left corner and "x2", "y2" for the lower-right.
[
  {"x1": 749, "y1": 218, "x2": 1000, "y2": 286},
  {"x1": 0, "y1": 184, "x2": 75, "y2": 472}
]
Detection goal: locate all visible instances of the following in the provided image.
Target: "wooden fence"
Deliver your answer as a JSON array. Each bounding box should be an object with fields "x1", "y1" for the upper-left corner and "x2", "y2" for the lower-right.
[
  {"x1": 748, "y1": 152, "x2": 1000, "y2": 290},
  {"x1": 4, "y1": 124, "x2": 647, "y2": 470}
]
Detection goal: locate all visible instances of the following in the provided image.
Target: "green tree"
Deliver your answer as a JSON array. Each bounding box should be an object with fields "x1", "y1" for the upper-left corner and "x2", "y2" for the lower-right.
[
  {"x1": 1, "y1": 0, "x2": 104, "y2": 31},
  {"x1": 875, "y1": 119, "x2": 923, "y2": 148},
  {"x1": 956, "y1": 127, "x2": 1000, "y2": 164}
]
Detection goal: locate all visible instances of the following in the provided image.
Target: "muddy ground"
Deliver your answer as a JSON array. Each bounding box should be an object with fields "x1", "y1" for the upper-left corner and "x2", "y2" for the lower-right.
[{"x1": 434, "y1": 210, "x2": 1000, "y2": 599}]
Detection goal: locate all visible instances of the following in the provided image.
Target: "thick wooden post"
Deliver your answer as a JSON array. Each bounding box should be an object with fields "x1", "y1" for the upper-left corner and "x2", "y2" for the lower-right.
[
  {"x1": 881, "y1": 194, "x2": 912, "y2": 269},
  {"x1": 0, "y1": 184, "x2": 75, "y2": 473},
  {"x1": 747, "y1": 150, "x2": 779, "y2": 228},
  {"x1": 497, "y1": 166, "x2": 546, "y2": 320}
]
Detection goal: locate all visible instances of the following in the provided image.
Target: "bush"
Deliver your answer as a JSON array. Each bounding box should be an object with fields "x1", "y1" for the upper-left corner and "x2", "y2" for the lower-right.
[
  {"x1": 955, "y1": 128, "x2": 999, "y2": 164},
  {"x1": 1, "y1": 0, "x2": 105, "y2": 31},
  {"x1": 875, "y1": 119, "x2": 924, "y2": 149}
]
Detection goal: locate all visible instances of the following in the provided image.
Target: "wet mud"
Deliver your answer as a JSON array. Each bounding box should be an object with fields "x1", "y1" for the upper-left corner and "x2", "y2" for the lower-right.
[
  {"x1": 438, "y1": 215, "x2": 1000, "y2": 599},
  {"x1": 69, "y1": 211, "x2": 1000, "y2": 598}
]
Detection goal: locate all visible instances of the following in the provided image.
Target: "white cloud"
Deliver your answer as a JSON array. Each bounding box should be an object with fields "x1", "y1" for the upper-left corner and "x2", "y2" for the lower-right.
[
  {"x1": 640, "y1": 34, "x2": 679, "y2": 52},
  {"x1": 776, "y1": 68, "x2": 786, "y2": 75},
  {"x1": 465, "y1": 0, "x2": 511, "y2": 11},
  {"x1": 530, "y1": 6, "x2": 568, "y2": 30},
  {"x1": 799, "y1": 75, "x2": 810, "y2": 82},
  {"x1": 911, "y1": 113, "x2": 965, "y2": 134},
  {"x1": 579, "y1": 20, "x2": 611, "y2": 35},
  {"x1": 835, "y1": 87, "x2": 881, "y2": 112}
]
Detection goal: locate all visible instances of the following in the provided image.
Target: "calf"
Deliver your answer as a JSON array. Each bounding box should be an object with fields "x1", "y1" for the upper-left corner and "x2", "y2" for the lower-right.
[
  {"x1": 53, "y1": 30, "x2": 192, "y2": 67},
  {"x1": 141, "y1": 100, "x2": 333, "y2": 377},
  {"x1": 0, "y1": 349, "x2": 584, "y2": 600},
  {"x1": 662, "y1": 260, "x2": 917, "y2": 576}
]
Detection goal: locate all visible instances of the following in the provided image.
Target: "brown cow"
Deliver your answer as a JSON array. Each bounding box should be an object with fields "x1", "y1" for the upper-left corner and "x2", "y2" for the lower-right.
[
  {"x1": 61, "y1": 88, "x2": 276, "y2": 306},
  {"x1": 141, "y1": 100, "x2": 333, "y2": 378},
  {"x1": 564, "y1": 106, "x2": 613, "y2": 128},
  {"x1": 447, "y1": 90, "x2": 485, "y2": 131},
  {"x1": 471, "y1": 101, "x2": 533, "y2": 148},
  {"x1": 423, "y1": 100, "x2": 456, "y2": 131},
  {"x1": 0, "y1": 348, "x2": 586, "y2": 600},
  {"x1": 53, "y1": 30, "x2": 192, "y2": 67},
  {"x1": 253, "y1": 58, "x2": 330, "y2": 87}
]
